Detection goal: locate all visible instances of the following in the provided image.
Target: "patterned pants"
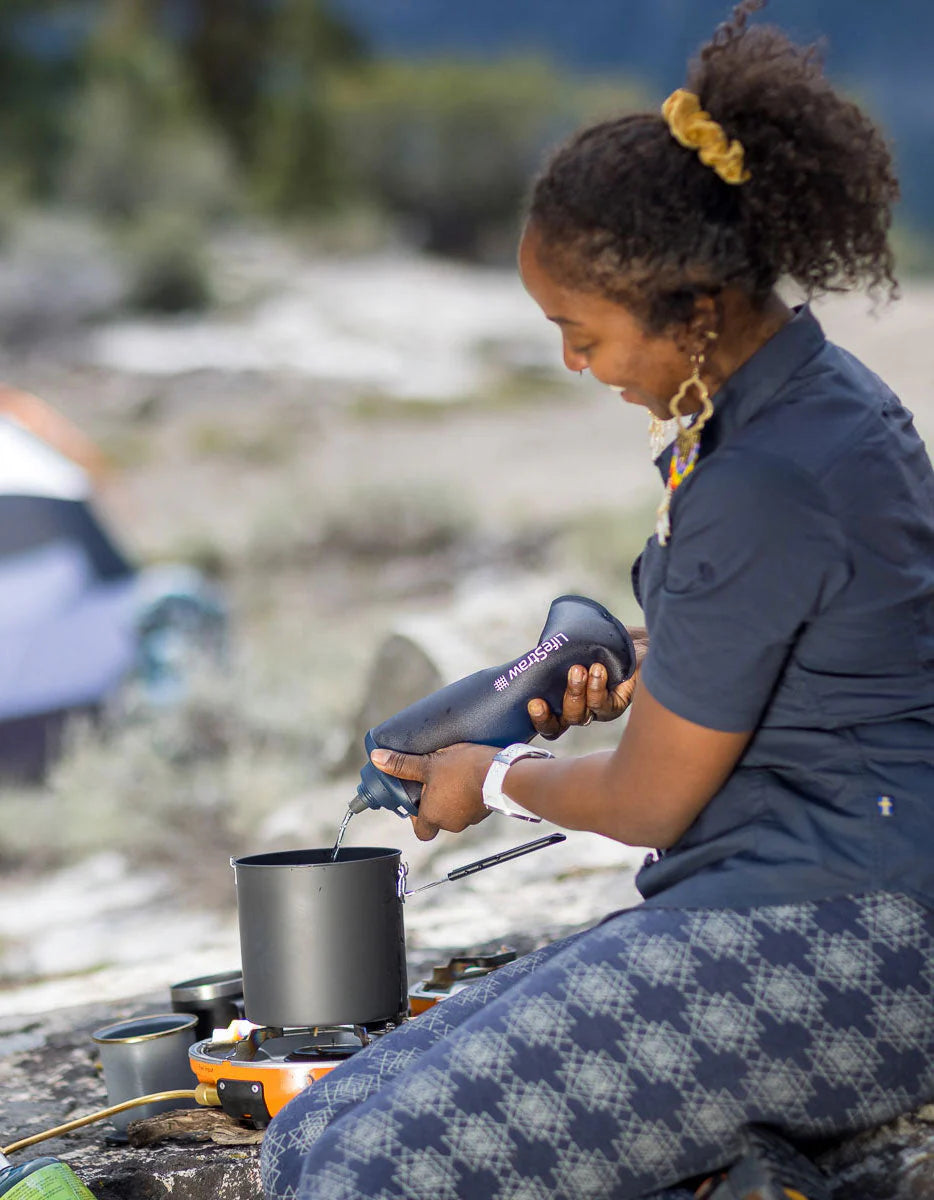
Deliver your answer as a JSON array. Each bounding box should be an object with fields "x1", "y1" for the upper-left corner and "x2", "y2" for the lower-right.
[{"x1": 260, "y1": 892, "x2": 934, "y2": 1200}]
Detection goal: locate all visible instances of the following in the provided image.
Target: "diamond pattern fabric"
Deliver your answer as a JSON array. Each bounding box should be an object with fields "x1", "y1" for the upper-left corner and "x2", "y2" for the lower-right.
[{"x1": 260, "y1": 893, "x2": 934, "y2": 1200}]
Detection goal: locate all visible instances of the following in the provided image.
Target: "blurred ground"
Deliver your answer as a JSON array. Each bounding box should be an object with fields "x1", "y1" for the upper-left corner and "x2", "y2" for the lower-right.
[{"x1": 0, "y1": 230, "x2": 930, "y2": 1016}]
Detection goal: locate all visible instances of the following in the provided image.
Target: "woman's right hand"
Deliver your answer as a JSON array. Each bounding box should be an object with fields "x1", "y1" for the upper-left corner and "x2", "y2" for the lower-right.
[{"x1": 528, "y1": 627, "x2": 648, "y2": 739}]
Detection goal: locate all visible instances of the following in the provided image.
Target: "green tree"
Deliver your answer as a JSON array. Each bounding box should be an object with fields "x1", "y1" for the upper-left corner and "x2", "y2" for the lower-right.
[
  {"x1": 61, "y1": 0, "x2": 233, "y2": 221},
  {"x1": 0, "y1": 0, "x2": 83, "y2": 198},
  {"x1": 329, "y1": 58, "x2": 645, "y2": 257},
  {"x1": 177, "y1": 0, "x2": 276, "y2": 168},
  {"x1": 251, "y1": 0, "x2": 367, "y2": 216}
]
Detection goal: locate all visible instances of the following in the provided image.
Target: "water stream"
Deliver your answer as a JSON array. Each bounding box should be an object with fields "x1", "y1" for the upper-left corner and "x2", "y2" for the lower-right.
[{"x1": 331, "y1": 808, "x2": 354, "y2": 861}]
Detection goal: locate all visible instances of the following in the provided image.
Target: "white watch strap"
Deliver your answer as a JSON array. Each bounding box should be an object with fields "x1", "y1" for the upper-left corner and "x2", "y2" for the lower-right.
[{"x1": 482, "y1": 744, "x2": 554, "y2": 821}]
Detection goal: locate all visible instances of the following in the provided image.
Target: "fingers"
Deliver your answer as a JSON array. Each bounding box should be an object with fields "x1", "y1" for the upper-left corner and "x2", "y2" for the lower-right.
[
  {"x1": 531, "y1": 662, "x2": 638, "y2": 734},
  {"x1": 561, "y1": 664, "x2": 590, "y2": 724},
  {"x1": 408, "y1": 744, "x2": 494, "y2": 839},
  {"x1": 370, "y1": 748, "x2": 429, "y2": 783},
  {"x1": 628, "y1": 627, "x2": 650, "y2": 672},
  {"x1": 410, "y1": 813, "x2": 439, "y2": 842},
  {"x1": 587, "y1": 662, "x2": 633, "y2": 720},
  {"x1": 528, "y1": 664, "x2": 588, "y2": 737},
  {"x1": 586, "y1": 663, "x2": 610, "y2": 717},
  {"x1": 609, "y1": 668, "x2": 640, "y2": 715},
  {"x1": 528, "y1": 697, "x2": 564, "y2": 740},
  {"x1": 529, "y1": 664, "x2": 598, "y2": 737}
]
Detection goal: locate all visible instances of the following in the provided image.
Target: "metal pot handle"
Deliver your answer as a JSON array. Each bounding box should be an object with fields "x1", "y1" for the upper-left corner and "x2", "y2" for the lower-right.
[{"x1": 402, "y1": 832, "x2": 565, "y2": 899}]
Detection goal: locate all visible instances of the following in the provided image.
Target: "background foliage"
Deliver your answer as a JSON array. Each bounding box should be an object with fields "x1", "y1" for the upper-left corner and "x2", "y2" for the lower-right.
[
  {"x1": 5, "y1": 0, "x2": 928, "y2": 290},
  {"x1": 0, "y1": 0, "x2": 650, "y2": 279}
]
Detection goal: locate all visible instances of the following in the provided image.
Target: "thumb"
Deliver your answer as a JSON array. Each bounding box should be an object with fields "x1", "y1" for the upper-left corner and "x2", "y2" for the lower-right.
[{"x1": 370, "y1": 747, "x2": 429, "y2": 783}]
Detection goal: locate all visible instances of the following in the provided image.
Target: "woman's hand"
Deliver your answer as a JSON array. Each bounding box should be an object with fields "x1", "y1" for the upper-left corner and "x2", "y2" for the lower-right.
[
  {"x1": 369, "y1": 743, "x2": 497, "y2": 842},
  {"x1": 528, "y1": 627, "x2": 649, "y2": 740}
]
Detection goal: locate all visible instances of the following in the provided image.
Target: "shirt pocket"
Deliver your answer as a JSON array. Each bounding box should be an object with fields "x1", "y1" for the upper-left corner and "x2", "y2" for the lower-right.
[
  {"x1": 792, "y1": 600, "x2": 934, "y2": 725},
  {"x1": 796, "y1": 599, "x2": 922, "y2": 678}
]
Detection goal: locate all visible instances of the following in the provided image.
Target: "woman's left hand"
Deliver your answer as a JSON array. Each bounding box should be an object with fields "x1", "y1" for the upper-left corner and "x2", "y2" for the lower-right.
[
  {"x1": 369, "y1": 743, "x2": 497, "y2": 842},
  {"x1": 529, "y1": 634, "x2": 648, "y2": 740}
]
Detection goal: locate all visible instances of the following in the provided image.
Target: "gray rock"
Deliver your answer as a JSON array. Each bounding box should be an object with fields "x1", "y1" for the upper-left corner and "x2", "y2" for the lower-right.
[
  {"x1": 0, "y1": 998, "x2": 259, "y2": 1200},
  {"x1": 0, "y1": 217, "x2": 127, "y2": 349},
  {"x1": 816, "y1": 1109, "x2": 934, "y2": 1199}
]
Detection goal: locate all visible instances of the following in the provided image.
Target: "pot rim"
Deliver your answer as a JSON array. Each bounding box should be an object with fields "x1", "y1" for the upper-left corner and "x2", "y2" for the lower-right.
[{"x1": 231, "y1": 847, "x2": 401, "y2": 869}]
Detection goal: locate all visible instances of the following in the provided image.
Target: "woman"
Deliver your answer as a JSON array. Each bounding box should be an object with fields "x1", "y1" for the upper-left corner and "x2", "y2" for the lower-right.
[{"x1": 262, "y1": 4, "x2": 934, "y2": 1197}]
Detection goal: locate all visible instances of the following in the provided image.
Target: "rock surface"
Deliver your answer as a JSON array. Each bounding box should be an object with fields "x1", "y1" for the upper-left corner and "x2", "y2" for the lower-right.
[
  {"x1": 814, "y1": 1110, "x2": 934, "y2": 1199},
  {"x1": 0, "y1": 997, "x2": 261, "y2": 1200}
]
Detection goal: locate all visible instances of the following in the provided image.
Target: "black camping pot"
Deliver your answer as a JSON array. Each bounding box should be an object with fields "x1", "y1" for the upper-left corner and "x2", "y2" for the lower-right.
[{"x1": 232, "y1": 847, "x2": 408, "y2": 1029}]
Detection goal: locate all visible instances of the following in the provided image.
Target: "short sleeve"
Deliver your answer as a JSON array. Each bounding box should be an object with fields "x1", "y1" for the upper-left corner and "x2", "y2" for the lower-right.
[{"x1": 640, "y1": 448, "x2": 850, "y2": 731}]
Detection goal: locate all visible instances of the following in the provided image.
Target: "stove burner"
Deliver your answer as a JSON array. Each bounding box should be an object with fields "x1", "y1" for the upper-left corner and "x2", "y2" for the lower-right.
[
  {"x1": 284, "y1": 1044, "x2": 360, "y2": 1063},
  {"x1": 189, "y1": 1023, "x2": 395, "y2": 1127}
]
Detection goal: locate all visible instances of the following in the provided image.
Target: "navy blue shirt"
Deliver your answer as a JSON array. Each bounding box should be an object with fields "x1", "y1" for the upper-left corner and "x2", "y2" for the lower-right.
[{"x1": 633, "y1": 305, "x2": 934, "y2": 909}]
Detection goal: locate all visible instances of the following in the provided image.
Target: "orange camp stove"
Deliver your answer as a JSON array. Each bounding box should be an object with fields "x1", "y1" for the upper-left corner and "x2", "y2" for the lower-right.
[
  {"x1": 187, "y1": 951, "x2": 519, "y2": 1128},
  {"x1": 188, "y1": 1024, "x2": 394, "y2": 1128},
  {"x1": 407, "y1": 949, "x2": 517, "y2": 1015}
]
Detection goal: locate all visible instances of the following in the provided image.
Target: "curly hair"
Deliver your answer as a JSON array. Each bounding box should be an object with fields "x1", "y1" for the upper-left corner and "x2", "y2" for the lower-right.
[{"x1": 526, "y1": 0, "x2": 899, "y2": 332}]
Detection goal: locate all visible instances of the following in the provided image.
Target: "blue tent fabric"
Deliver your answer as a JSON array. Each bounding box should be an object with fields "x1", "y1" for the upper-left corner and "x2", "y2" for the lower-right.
[
  {"x1": 0, "y1": 493, "x2": 133, "y2": 579},
  {"x1": 0, "y1": 414, "x2": 226, "y2": 780},
  {"x1": 0, "y1": 539, "x2": 138, "y2": 721}
]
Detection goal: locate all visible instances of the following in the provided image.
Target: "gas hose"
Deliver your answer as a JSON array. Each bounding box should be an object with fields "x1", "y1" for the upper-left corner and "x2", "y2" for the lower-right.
[{"x1": 2, "y1": 1085, "x2": 220, "y2": 1156}]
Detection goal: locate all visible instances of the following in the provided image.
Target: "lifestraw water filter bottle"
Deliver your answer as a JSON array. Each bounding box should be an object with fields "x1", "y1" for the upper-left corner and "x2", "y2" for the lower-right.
[{"x1": 350, "y1": 594, "x2": 636, "y2": 818}]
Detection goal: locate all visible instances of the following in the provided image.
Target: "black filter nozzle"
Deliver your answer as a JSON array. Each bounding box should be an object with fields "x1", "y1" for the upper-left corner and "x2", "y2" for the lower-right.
[{"x1": 353, "y1": 594, "x2": 635, "y2": 817}]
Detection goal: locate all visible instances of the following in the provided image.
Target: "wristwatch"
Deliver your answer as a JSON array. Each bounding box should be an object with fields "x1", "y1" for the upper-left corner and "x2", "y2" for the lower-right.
[{"x1": 482, "y1": 743, "x2": 555, "y2": 821}]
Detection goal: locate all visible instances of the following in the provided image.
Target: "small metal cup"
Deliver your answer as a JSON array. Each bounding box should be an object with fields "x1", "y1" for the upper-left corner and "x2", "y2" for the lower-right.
[
  {"x1": 91, "y1": 1013, "x2": 198, "y2": 1131},
  {"x1": 170, "y1": 969, "x2": 244, "y2": 1041}
]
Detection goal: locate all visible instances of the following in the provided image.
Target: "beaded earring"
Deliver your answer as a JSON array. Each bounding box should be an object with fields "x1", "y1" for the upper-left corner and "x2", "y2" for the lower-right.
[
  {"x1": 655, "y1": 334, "x2": 716, "y2": 545},
  {"x1": 648, "y1": 415, "x2": 676, "y2": 459}
]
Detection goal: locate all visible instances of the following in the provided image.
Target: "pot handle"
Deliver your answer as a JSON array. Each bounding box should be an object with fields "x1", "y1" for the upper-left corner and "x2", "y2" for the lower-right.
[{"x1": 403, "y1": 832, "x2": 566, "y2": 898}]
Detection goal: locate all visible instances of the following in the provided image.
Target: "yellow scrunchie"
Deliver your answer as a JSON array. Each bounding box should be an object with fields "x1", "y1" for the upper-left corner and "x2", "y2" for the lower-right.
[{"x1": 661, "y1": 88, "x2": 750, "y2": 185}]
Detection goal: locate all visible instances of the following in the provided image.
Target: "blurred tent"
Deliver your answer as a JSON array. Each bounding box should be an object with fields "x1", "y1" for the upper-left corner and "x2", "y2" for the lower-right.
[{"x1": 0, "y1": 388, "x2": 226, "y2": 781}]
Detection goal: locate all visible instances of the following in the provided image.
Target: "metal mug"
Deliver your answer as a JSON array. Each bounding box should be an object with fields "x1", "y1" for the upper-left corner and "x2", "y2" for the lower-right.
[
  {"x1": 91, "y1": 1013, "x2": 199, "y2": 1131},
  {"x1": 232, "y1": 847, "x2": 408, "y2": 1029},
  {"x1": 170, "y1": 969, "x2": 244, "y2": 1041}
]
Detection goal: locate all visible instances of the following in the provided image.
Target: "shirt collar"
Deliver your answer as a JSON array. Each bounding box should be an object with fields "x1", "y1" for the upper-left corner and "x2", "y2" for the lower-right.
[{"x1": 654, "y1": 304, "x2": 826, "y2": 482}]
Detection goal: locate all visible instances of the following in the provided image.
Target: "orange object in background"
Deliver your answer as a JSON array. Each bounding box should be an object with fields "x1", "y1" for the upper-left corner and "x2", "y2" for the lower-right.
[
  {"x1": 0, "y1": 385, "x2": 110, "y2": 483},
  {"x1": 408, "y1": 949, "x2": 518, "y2": 1015},
  {"x1": 0, "y1": 385, "x2": 226, "y2": 781}
]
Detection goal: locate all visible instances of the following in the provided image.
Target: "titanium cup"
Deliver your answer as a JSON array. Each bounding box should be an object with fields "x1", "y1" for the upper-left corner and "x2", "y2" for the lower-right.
[
  {"x1": 91, "y1": 1013, "x2": 199, "y2": 1132},
  {"x1": 170, "y1": 969, "x2": 244, "y2": 1041}
]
